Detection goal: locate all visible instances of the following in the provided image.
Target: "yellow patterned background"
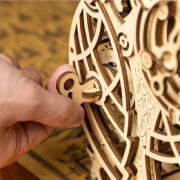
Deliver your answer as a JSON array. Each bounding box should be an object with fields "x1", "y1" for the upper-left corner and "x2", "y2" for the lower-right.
[{"x1": 0, "y1": 0, "x2": 78, "y2": 85}]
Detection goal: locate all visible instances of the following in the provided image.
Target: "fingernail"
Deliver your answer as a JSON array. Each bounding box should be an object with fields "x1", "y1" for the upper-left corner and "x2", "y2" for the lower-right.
[
  {"x1": 71, "y1": 104, "x2": 85, "y2": 127},
  {"x1": 22, "y1": 70, "x2": 34, "y2": 80}
]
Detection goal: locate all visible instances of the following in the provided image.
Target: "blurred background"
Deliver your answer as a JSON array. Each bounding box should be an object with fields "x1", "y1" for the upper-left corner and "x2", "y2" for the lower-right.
[
  {"x1": 0, "y1": 0, "x2": 78, "y2": 85},
  {"x1": 0, "y1": 1, "x2": 93, "y2": 180}
]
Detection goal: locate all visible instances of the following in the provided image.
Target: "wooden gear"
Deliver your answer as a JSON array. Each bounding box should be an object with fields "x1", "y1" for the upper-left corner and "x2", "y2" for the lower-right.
[{"x1": 57, "y1": 0, "x2": 180, "y2": 180}]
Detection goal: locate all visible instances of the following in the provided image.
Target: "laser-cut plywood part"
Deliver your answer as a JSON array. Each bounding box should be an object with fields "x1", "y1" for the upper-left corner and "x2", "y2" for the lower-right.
[
  {"x1": 56, "y1": 72, "x2": 102, "y2": 104},
  {"x1": 57, "y1": 0, "x2": 180, "y2": 179}
]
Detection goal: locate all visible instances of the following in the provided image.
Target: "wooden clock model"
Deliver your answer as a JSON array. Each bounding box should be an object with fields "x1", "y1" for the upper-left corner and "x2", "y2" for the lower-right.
[{"x1": 57, "y1": 0, "x2": 180, "y2": 179}]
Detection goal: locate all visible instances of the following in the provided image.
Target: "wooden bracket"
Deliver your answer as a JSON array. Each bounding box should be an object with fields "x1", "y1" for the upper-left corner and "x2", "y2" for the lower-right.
[{"x1": 56, "y1": 72, "x2": 102, "y2": 104}]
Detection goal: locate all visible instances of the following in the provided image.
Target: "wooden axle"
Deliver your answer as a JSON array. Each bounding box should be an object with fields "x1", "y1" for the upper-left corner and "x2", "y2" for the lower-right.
[{"x1": 56, "y1": 72, "x2": 102, "y2": 104}]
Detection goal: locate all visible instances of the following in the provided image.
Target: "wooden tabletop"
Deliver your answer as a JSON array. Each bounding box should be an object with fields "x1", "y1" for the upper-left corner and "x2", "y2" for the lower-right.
[{"x1": 0, "y1": 162, "x2": 40, "y2": 180}]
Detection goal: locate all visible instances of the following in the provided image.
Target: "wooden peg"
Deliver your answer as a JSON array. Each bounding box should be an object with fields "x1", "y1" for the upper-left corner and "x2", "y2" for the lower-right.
[{"x1": 56, "y1": 72, "x2": 102, "y2": 104}]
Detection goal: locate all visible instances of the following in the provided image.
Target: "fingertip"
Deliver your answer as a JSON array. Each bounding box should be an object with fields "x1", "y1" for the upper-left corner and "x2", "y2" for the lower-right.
[
  {"x1": 46, "y1": 64, "x2": 76, "y2": 93},
  {"x1": 54, "y1": 96, "x2": 84, "y2": 127},
  {"x1": 70, "y1": 104, "x2": 85, "y2": 127},
  {"x1": 58, "y1": 64, "x2": 76, "y2": 74}
]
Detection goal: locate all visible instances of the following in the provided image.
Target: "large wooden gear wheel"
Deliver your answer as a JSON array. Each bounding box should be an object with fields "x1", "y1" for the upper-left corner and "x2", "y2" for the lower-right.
[{"x1": 68, "y1": 0, "x2": 180, "y2": 180}]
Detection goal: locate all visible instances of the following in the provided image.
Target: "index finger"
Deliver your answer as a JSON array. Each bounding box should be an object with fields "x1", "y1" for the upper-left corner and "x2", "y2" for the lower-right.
[{"x1": 0, "y1": 53, "x2": 21, "y2": 68}]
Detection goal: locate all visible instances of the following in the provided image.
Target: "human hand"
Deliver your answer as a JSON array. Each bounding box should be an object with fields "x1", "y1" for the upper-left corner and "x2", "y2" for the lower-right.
[{"x1": 0, "y1": 53, "x2": 84, "y2": 168}]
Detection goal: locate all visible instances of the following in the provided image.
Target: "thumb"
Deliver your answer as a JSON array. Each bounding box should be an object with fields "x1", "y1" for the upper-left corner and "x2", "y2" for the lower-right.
[
  {"x1": 30, "y1": 87, "x2": 84, "y2": 127},
  {"x1": 25, "y1": 64, "x2": 84, "y2": 127}
]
